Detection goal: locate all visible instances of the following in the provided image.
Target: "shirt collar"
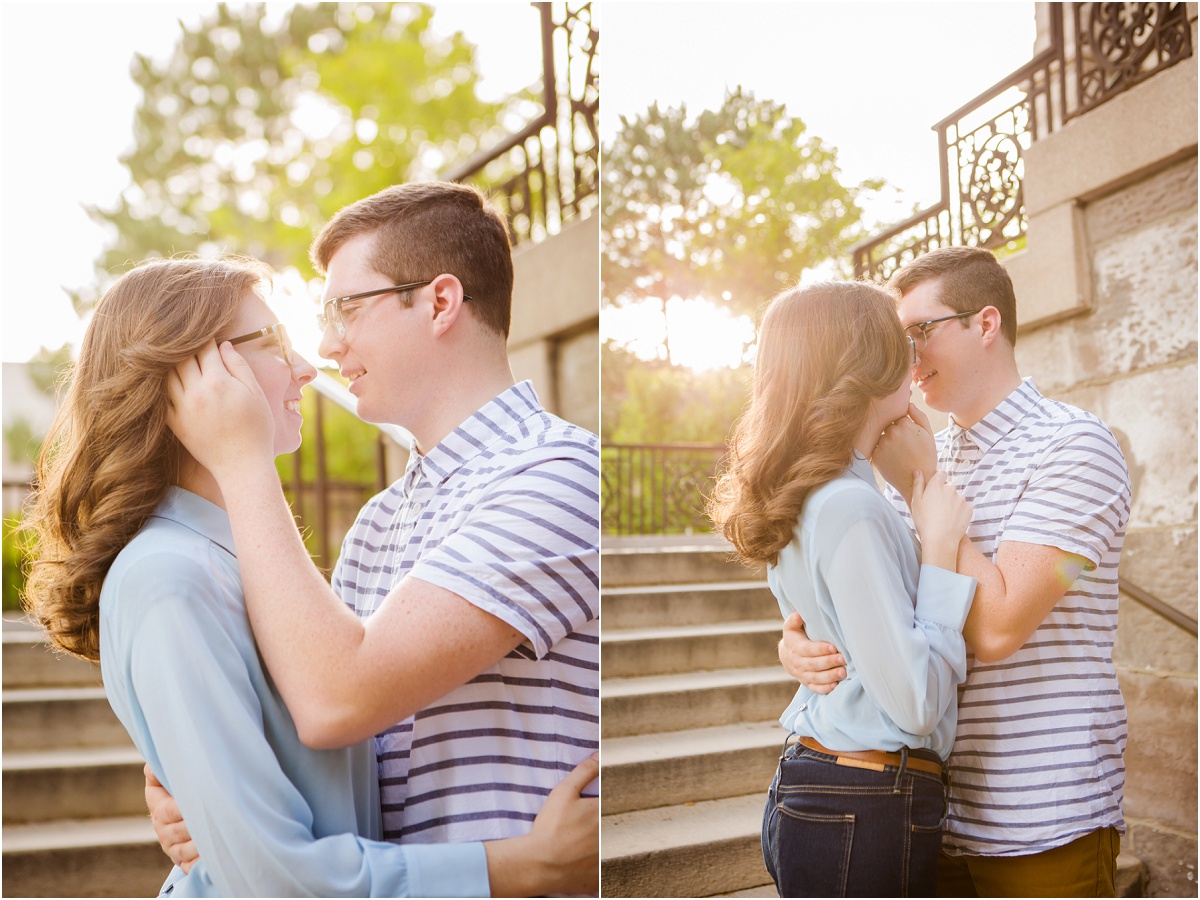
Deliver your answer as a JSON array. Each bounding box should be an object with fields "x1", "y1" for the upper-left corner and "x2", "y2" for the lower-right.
[
  {"x1": 947, "y1": 376, "x2": 1042, "y2": 452},
  {"x1": 847, "y1": 450, "x2": 875, "y2": 485},
  {"x1": 408, "y1": 380, "x2": 544, "y2": 486},
  {"x1": 154, "y1": 486, "x2": 236, "y2": 557}
]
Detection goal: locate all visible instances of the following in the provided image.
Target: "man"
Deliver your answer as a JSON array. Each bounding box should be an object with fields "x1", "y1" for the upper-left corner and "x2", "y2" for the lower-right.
[
  {"x1": 155, "y1": 182, "x2": 599, "y2": 891},
  {"x1": 780, "y1": 246, "x2": 1131, "y2": 896}
]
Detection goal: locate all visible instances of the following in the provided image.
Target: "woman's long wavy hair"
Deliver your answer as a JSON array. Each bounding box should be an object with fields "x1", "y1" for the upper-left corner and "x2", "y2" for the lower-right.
[
  {"x1": 708, "y1": 281, "x2": 911, "y2": 566},
  {"x1": 22, "y1": 257, "x2": 269, "y2": 661}
]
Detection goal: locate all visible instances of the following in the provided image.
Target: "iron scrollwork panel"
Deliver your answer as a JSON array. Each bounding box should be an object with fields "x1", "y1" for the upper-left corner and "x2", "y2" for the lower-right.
[
  {"x1": 950, "y1": 99, "x2": 1031, "y2": 250},
  {"x1": 1073, "y1": 2, "x2": 1194, "y2": 116}
]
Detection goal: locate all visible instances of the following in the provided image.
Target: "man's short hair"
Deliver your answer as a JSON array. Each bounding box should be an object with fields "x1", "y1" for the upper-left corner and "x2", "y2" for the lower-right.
[
  {"x1": 311, "y1": 181, "x2": 514, "y2": 338},
  {"x1": 887, "y1": 246, "x2": 1018, "y2": 346}
]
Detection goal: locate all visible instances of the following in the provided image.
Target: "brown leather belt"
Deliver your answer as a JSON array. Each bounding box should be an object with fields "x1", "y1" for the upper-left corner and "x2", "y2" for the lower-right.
[{"x1": 797, "y1": 736, "x2": 944, "y2": 778}]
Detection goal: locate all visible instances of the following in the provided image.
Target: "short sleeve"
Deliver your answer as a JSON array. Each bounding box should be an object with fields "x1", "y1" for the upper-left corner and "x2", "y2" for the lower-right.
[
  {"x1": 410, "y1": 445, "x2": 599, "y2": 659},
  {"x1": 999, "y1": 419, "x2": 1131, "y2": 569}
]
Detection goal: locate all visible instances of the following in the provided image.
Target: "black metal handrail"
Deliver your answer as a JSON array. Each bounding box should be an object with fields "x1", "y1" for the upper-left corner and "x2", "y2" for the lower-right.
[
  {"x1": 444, "y1": 2, "x2": 597, "y2": 245},
  {"x1": 853, "y1": 2, "x2": 1193, "y2": 281}
]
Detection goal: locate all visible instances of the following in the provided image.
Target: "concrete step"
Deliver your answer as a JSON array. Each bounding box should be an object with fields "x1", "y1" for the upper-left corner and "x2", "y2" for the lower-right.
[
  {"x1": 602, "y1": 720, "x2": 784, "y2": 814},
  {"x1": 601, "y1": 792, "x2": 770, "y2": 898},
  {"x1": 603, "y1": 581, "x2": 778, "y2": 629},
  {"x1": 602, "y1": 666, "x2": 798, "y2": 738},
  {"x1": 2, "y1": 815, "x2": 169, "y2": 898},
  {"x1": 602, "y1": 544, "x2": 764, "y2": 587},
  {"x1": 3, "y1": 629, "x2": 102, "y2": 689},
  {"x1": 602, "y1": 619, "x2": 781, "y2": 677},
  {"x1": 4, "y1": 746, "x2": 147, "y2": 823},
  {"x1": 3, "y1": 686, "x2": 132, "y2": 752}
]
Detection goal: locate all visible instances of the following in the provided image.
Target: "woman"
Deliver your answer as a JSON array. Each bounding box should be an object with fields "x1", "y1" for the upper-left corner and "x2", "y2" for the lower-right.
[
  {"x1": 22, "y1": 257, "x2": 595, "y2": 897},
  {"x1": 708, "y1": 281, "x2": 976, "y2": 897}
]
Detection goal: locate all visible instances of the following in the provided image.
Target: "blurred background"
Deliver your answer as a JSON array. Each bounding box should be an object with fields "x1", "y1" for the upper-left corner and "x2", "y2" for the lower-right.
[
  {"x1": 2, "y1": 3, "x2": 597, "y2": 895},
  {"x1": 597, "y1": 4, "x2": 1196, "y2": 898}
]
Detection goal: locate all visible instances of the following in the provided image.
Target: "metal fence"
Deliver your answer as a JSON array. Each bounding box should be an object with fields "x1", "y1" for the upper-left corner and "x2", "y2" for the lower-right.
[
  {"x1": 851, "y1": 2, "x2": 1193, "y2": 280},
  {"x1": 601, "y1": 443, "x2": 725, "y2": 536}
]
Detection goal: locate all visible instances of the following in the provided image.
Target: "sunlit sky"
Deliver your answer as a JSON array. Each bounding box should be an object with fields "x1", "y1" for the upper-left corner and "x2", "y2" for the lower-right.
[
  {"x1": 600, "y1": 2, "x2": 1038, "y2": 371},
  {"x1": 0, "y1": 2, "x2": 544, "y2": 365}
]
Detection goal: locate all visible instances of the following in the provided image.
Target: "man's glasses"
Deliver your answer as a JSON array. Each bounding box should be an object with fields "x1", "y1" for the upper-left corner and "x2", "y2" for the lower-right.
[
  {"x1": 907, "y1": 335, "x2": 918, "y2": 368},
  {"x1": 227, "y1": 323, "x2": 294, "y2": 365},
  {"x1": 317, "y1": 280, "x2": 474, "y2": 338},
  {"x1": 904, "y1": 309, "x2": 981, "y2": 354}
]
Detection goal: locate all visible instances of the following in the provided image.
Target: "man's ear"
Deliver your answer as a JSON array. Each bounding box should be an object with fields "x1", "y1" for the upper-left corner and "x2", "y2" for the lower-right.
[
  {"x1": 977, "y1": 306, "x2": 1005, "y2": 348},
  {"x1": 427, "y1": 274, "x2": 468, "y2": 336}
]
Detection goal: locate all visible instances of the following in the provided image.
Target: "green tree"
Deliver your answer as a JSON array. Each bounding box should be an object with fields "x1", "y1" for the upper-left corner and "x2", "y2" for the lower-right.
[
  {"x1": 25, "y1": 344, "x2": 75, "y2": 396},
  {"x1": 80, "y1": 2, "x2": 515, "y2": 309},
  {"x1": 603, "y1": 87, "x2": 883, "y2": 320},
  {"x1": 2, "y1": 516, "x2": 29, "y2": 612},
  {"x1": 602, "y1": 342, "x2": 748, "y2": 446}
]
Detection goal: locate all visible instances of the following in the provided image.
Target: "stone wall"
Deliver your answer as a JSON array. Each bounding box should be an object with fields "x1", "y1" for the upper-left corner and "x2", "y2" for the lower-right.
[
  {"x1": 1003, "y1": 15, "x2": 1197, "y2": 892},
  {"x1": 508, "y1": 214, "x2": 600, "y2": 433}
]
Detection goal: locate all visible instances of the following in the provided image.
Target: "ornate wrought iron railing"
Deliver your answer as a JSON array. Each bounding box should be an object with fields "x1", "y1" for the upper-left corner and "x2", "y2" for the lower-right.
[
  {"x1": 601, "y1": 443, "x2": 725, "y2": 535},
  {"x1": 853, "y1": 2, "x2": 1193, "y2": 280},
  {"x1": 444, "y1": 2, "x2": 598, "y2": 245}
]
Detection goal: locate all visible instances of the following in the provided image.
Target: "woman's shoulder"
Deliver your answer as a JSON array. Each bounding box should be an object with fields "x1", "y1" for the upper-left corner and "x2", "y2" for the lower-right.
[
  {"x1": 102, "y1": 515, "x2": 227, "y2": 614},
  {"x1": 110, "y1": 513, "x2": 210, "y2": 571},
  {"x1": 801, "y1": 468, "x2": 904, "y2": 553},
  {"x1": 806, "y1": 467, "x2": 892, "y2": 522}
]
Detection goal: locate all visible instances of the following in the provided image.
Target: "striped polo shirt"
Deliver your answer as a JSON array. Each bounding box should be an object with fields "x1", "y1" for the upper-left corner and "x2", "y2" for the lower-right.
[
  {"x1": 331, "y1": 380, "x2": 600, "y2": 845},
  {"x1": 889, "y1": 378, "x2": 1131, "y2": 856}
]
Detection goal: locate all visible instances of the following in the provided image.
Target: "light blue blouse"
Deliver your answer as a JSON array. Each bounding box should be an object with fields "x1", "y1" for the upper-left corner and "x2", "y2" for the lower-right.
[
  {"x1": 769, "y1": 455, "x2": 977, "y2": 760},
  {"x1": 98, "y1": 487, "x2": 489, "y2": 897}
]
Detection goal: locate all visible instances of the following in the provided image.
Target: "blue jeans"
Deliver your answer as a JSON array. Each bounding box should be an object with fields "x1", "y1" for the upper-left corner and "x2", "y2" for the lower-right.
[{"x1": 762, "y1": 738, "x2": 948, "y2": 898}]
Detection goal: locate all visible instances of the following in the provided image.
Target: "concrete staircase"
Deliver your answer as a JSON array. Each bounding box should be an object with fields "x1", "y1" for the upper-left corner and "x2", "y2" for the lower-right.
[
  {"x1": 598, "y1": 538, "x2": 1149, "y2": 899},
  {"x1": 3, "y1": 613, "x2": 169, "y2": 897},
  {"x1": 600, "y1": 537, "x2": 788, "y2": 898}
]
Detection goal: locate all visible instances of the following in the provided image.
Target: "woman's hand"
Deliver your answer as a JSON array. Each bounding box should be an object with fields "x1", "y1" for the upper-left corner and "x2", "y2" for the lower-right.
[
  {"x1": 485, "y1": 753, "x2": 599, "y2": 897},
  {"x1": 166, "y1": 340, "x2": 273, "y2": 479},
  {"x1": 910, "y1": 469, "x2": 972, "y2": 572}
]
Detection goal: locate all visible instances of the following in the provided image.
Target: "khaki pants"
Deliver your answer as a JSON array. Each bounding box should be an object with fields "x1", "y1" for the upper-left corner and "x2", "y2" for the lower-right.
[{"x1": 937, "y1": 828, "x2": 1120, "y2": 898}]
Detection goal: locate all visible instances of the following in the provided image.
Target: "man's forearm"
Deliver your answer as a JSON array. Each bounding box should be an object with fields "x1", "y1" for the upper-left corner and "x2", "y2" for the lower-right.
[
  {"x1": 215, "y1": 461, "x2": 528, "y2": 749},
  {"x1": 217, "y1": 462, "x2": 370, "y2": 744},
  {"x1": 955, "y1": 540, "x2": 1011, "y2": 661}
]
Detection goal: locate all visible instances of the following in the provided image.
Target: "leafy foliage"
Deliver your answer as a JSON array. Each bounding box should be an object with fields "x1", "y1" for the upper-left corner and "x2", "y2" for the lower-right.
[
  {"x1": 2, "y1": 516, "x2": 29, "y2": 612},
  {"x1": 603, "y1": 87, "x2": 883, "y2": 319},
  {"x1": 81, "y1": 2, "x2": 512, "y2": 309},
  {"x1": 601, "y1": 341, "x2": 749, "y2": 446},
  {"x1": 25, "y1": 345, "x2": 75, "y2": 396}
]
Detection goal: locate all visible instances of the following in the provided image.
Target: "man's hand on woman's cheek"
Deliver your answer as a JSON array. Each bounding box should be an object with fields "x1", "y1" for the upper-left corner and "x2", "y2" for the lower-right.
[{"x1": 166, "y1": 340, "x2": 274, "y2": 476}]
